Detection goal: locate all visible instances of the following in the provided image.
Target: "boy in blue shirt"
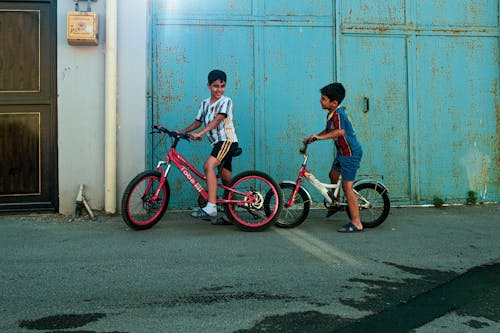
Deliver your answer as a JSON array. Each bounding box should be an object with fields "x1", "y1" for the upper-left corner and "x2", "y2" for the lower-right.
[{"x1": 305, "y1": 82, "x2": 363, "y2": 232}]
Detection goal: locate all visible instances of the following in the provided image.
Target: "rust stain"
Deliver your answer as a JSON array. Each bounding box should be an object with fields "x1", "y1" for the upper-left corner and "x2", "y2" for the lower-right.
[{"x1": 495, "y1": 76, "x2": 500, "y2": 187}]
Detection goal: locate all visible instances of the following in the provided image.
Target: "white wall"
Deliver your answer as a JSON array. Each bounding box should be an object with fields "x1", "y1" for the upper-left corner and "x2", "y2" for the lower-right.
[{"x1": 57, "y1": 0, "x2": 148, "y2": 215}]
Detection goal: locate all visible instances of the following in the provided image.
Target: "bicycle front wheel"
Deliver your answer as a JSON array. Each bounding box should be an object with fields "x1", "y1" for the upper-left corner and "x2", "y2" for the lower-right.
[
  {"x1": 224, "y1": 171, "x2": 283, "y2": 232},
  {"x1": 274, "y1": 183, "x2": 310, "y2": 228},
  {"x1": 347, "y1": 182, "x2": 390, "y2": 228},
  {"x1": 121, "y1": 170, "x2": 170, "y2": 230}
]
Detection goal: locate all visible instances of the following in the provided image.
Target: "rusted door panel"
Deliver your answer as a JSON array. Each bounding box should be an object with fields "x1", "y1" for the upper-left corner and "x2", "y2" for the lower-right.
[
  {"x1": 339, "y1": 0, "x2": 499, "y2": 204},
  {"x1": 263, "y1": 0, "x2": 332, "y2": 16},
  {"x1": 151, "y1": 0, "x2": 336, "y2": 208},
  {"x1": 340, "y1": 36, "x2": 411, "y2": 204},
  {"x1": 153, "y1": 24, "x2": 254, "y2": 208},
  {"x1": 341, "y1": 0, "x2": 406, "y2": 25},
  {"x1": 416, "y1": 0, "x2": 498, "y2": 27},
  {"x1": 151, "y1": 0, "x2": 499, "y2": 208},
  {"x1": 261, "y1": 25, "x2": 335, "y2": 194},
  {"x1": 156, "y1": 0, "x2": 251, "y2": 15},
  {"x1": 410, "y1": 0, "x2": 500, "y2": 203},
  {"x1": 415, "y1": 36, "x2": 499, "y2": 202}
]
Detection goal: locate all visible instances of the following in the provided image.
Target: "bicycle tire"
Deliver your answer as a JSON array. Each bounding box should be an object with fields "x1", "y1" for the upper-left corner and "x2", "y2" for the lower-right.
[
  {"x1": 223, "y1": 170, "x2": 283, "y2": 232},
  {"x1": 346, "y1": 182, "x2": 390, "y2": 228},
  {"x1": 274, "y1": 183, "x2": 311, "y2": 228},
  {"x1": 121, "y1": 170, "x2": 170, "y2": 230}
]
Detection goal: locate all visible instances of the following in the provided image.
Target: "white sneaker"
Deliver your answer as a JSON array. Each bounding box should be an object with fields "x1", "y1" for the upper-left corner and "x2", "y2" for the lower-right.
[{"x1": 191, "y1": 208, "x2": 217, "y2": 221}]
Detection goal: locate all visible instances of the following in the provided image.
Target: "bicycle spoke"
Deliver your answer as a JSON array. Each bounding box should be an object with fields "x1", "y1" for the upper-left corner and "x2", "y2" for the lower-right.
[
  {"x1": 121, "y1": 171, "x2": 170, "y2": 230},
  {"x1": 352, "y1": 182, "x2": 390, "y2": 228},
  {"x1": 224, "y1": 171, "x2": 283, "y2": 231},
  {"x1": 274, "y1": 183, "x2": 310, "y2": 228}
]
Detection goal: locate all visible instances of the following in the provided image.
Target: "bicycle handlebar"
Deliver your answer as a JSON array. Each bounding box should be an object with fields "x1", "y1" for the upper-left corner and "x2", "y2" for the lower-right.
[
  {"x1": 300, "y1": 137, "x2": 317, "y2": 154},
  {"x1": 151, "y1": 125, "x2": 190, "y2": 141},
  {"x1": 299, "y1": 142, "x2": 308, "y2": 154}
]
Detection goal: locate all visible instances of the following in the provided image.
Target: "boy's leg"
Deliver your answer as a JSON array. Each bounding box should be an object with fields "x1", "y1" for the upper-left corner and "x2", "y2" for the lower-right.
[
  {"x1": 191, "y1": 156, "x2": 220, "y2": 219},
  {"x1": 211, "y1": 167, "x2": 233, "y2": 225},
  {"x1": 336, "y1": 154, "x2": 363, "y2": 232},
  {"x1": 204, "y1": 156, "x2": 221, "y2": 208},
  {"x1": 338, "y1": 180, "x2": 363, "y2": 231},
  {"x1": 329, "y1": 169, "x2": 340, "y2": 184},
  {"x1": 221, "y1": 168, "x2": 232, "y2": 185},
  {"x1": 329, "y1": 158, "x2": 341, "y2": 198},
  {"x1": 326, "y1": 165, "x2": 341, "y2": 217},
  {"x1": 219, "y1": 142, "x2": 236, "y2": 185},
  {"x1": 193, "y1": 141, "x2": 236, "y2": 221},
  {"x1": 204, "y1": 141, "x2": 232, "y2": 206}
]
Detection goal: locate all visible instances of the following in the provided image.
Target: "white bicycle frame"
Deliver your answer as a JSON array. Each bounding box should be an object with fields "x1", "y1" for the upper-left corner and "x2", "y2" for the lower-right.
[
  {"x1": 283, "y1": 151, "x2": 387, "y2": 209},
  {"x1": 303, "y1": 170, "x2": 343, "y2": 206}
]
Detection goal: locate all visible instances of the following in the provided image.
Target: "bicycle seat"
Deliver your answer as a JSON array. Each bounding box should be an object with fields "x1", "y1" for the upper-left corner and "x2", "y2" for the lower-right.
[{"x1": 232, "y1": 147, "x2": 242, "y2": 157}]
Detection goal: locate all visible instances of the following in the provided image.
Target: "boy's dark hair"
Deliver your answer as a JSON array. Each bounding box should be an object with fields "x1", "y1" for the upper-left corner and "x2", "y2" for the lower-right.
[
  {"x1": 320, "y1": 83, "x2": 345, "y2": 104},
  {"x1": 208, "y1": 69, "x2": 227, "y2": 85}
]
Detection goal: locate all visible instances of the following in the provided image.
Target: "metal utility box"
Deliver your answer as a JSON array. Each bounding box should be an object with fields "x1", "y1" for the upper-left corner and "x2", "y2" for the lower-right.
[{"x1": 66, "y1": 11, "x2": 99, "y2": 45}]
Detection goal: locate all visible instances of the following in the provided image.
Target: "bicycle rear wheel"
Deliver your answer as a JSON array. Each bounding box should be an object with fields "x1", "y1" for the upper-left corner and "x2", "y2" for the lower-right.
[
  {"x1": 121, "y1": 170, "x2": 170, "y2": 230},
  {"x1": 224, "y1": 171, "x2": 283, "y2": 232},
  {"x1": 347, "y1": 182, "x2": 390, "y2": 228},
  {"x1": 274, "y1": 183, "x2": 310, "y2": 228}
]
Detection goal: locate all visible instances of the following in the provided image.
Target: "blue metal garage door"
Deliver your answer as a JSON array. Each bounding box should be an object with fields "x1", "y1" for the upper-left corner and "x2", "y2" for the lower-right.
[
  {"x1": 150, "y1": 0, "x2": 338, "y2": 208},
  {"x1": 151, "y1": 0, "x2": 499, "y2": 208},
  {"x1": 337, "y1": 0, "x2": 499, "y2": 204}
]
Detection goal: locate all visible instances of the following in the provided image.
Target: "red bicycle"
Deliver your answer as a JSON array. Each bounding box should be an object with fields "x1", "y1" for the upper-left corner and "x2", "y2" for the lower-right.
[{"x1": 121, "y1": 125, "x2": 283, "y2": 231}]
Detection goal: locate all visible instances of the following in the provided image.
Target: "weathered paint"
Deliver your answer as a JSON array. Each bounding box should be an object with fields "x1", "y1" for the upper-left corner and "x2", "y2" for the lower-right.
[
  {"x1": 343, "y1": 0, "x2": 499, "y2": 204},
  {"x1": 151, "y1": 0, "x2": 336, "y2": 208},
  {"x1": 151, "y1": 0, "x2": 499, "y2": 208}
]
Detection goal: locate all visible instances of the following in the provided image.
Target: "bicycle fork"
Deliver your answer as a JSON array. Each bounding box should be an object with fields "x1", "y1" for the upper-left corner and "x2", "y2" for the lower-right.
[{"x1": 147, "y1": 161, "x2": 170, "y2": 202}]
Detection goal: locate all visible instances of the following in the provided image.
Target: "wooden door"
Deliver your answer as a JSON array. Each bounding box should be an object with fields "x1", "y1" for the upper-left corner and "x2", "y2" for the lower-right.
[{"x1": 0, "y1": 0, "x2": 58, "y2": 212}]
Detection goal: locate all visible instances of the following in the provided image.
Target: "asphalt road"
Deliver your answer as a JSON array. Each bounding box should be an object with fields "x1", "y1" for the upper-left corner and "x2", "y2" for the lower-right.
[{"x1": 1, "y1": 204, "x2": 499, "y2": 333}]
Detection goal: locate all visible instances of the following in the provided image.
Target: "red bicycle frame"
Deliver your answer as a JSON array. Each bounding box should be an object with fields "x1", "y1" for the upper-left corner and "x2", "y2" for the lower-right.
[
  {"x1": 285, "y1": 158, "x2": 309, "y2": 207},
  {"x1": 152, "y1": 144, "x2": 253, "y2": 205}
]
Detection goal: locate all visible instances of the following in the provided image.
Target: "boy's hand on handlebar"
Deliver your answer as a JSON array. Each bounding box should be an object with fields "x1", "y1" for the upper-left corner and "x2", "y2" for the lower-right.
[
  {"x1": 304, "y1": 135, "x2": 318, "y2": 144},
  {"x1": 189, "y1": 132, "x2": 202, "y2": 141},
  {"x1": 152, "y1": 125, "x2": 168, "y2": 133}
]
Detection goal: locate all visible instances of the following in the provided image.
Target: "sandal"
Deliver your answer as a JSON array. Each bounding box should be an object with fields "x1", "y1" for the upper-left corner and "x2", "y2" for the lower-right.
[{"x1": 337, "y1": 222, "x2": 363, "y2": 233}]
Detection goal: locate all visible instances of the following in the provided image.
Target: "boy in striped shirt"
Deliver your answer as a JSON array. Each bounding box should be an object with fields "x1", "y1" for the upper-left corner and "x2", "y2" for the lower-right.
[{"x1": 178, "y1": 70, "x2": 238, "y2": 222}]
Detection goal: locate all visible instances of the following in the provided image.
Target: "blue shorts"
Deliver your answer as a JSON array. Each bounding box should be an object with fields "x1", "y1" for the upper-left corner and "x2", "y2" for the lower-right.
[{"x1": 331, "y1": 153, "x2": 362, "y2": 181}]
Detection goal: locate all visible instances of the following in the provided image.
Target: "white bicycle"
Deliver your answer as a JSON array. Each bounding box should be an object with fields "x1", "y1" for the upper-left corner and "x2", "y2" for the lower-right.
[{"x1": 275, "y1": 142, "x2": 391, "y2": 228}]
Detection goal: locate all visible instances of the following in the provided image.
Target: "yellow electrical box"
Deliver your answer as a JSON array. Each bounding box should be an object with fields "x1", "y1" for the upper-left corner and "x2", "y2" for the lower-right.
[{"x1": 67, "y1": 11, "x2": 99, "y2": 46}]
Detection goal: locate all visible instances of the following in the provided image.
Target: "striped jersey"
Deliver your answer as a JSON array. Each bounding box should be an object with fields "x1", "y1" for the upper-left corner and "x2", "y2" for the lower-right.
[
  {"x1": 326, "y1": 106, "x2": 362, "y2": 156},
  {"x1": 196, "y1": 95, "x2": 238, "y2": 144}
]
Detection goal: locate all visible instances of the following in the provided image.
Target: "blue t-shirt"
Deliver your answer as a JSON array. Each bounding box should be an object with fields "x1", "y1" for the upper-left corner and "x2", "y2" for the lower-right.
[{"x1": 326, "y1": 106, "x2": 362, "y2": 156}]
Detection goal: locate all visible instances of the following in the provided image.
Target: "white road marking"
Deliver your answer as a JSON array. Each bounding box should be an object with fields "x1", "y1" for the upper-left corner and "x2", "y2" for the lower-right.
[{"x1": 275, "y1": 228, "x2": 361, "y2": 266}]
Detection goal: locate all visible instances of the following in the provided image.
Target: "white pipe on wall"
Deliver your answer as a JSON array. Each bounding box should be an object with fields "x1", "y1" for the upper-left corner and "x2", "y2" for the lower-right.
[{"x1": 104, "y1": 0, "x2": 118, "y2": 213}]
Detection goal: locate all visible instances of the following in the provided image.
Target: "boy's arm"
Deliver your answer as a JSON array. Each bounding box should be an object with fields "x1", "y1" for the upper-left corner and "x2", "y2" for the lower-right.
[
  {"x1": 305, "y1": 129, "x2": 345, "y2": 143},
  {"x1": 190, "y1": 114, "x2": 225, "y2": 140},
  {"x1": 178, "y1": 120, "x2": 202, "y2": 134},
  {"x1": 319, "y1": 128, "x2": 345, "y2": 140}
]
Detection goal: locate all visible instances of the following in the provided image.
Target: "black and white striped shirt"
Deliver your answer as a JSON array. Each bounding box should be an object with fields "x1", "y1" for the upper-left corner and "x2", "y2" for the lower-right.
[{"x1": 196, "y1": 95, "x2": 238, "y2": 144}]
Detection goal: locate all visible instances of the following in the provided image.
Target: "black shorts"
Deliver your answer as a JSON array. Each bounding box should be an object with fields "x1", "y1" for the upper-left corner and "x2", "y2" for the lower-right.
[{"x1": 211, "y1": 141, "x2": 239, "y2": 172}]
